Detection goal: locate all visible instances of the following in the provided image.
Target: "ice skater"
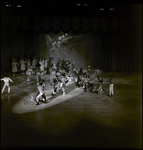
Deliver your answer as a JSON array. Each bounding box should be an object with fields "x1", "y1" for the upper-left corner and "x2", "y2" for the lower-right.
[
  {"x1": 1, "y1": 75, "x2": 13, "y2": 94},
  {"x1": 26, "y1": 66, "x2": 34, "y2": 81},
  {"x1": 87, "y1": 66, "x2": 91, "y2": 78},
  {"x1": 98, "y1": 76, "x2": 103, "y2": 89},
  {"x1": 35, "y1": 80, "x2": 46, "y2": 105},
  {"x1": 93, "y1": 83, "x2": 101, "y2": 94},
  {"x1": 19, "y1": 57, "x2": 27, "y2": 74},
  {"x1": 51, "y1": 74, "x2": 59, "y2": 95},
  {"x1": 32, "y1": 57, "x2": 37, "y2": 74},
  {"x1": 60, "y1": 72, "x2": 69, "y2": 95},
  {"x1": 109, "y1": 76, "x2": 114, "y2": 96},
  {"x1": 39, "y1": 58, "x2": 45, "y2": 74},
  {"x1": 76, "y1": 68, "x2": 83, "y2": 87},
  {"x1": 49, "y1": 64, "x2": 57, "y2": 85},
  {"x1": 82, "y1": 75, "x2": 89, "y2": 92},
  {"x1": 11, "y1": 59, "x2": 19, "y2": 76}
]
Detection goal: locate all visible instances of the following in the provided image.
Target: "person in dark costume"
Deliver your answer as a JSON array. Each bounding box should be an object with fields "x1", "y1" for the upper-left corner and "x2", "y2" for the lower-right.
[
  {"x1": 64, "y1": 60, "x2": 69, "y2": 75},
  {"x1": 87, "y1": 66, "x2": 91, "y2": 78},
  {"x1": 56, "y1": 59, "x2": 62, "y2": 72},
  {"x1": 49, "y1": 64, "x2": 57, "y2": 85},
  {"x1": 86, "y1": 82, "x2": 95, "y2": 92},
  {"x1": 82, "y1": 76, "x2": 89, "y2": 92},
  {"x1": 76, "y1": 68, "x2": 83, "y2": 87},
  {"x1": 51, "y1": 74, "x2": 59, "y2": 95},
  {"x1": 98, "y1": 76, "x2": 103, "y2": 89}
]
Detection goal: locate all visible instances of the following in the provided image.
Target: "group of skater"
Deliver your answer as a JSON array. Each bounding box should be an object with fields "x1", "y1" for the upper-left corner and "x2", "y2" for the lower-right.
[{"x1": 1, "y1": 56, "x2": 114, "y2": 105}]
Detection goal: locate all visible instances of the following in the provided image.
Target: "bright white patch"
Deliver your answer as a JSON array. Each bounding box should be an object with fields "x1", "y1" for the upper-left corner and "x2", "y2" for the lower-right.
[
  {"x1": 12, "y1": 88, "x2": 83, "y2": 114},
  {"x1": 110, "y1": 8, "x2": 114, "y2": 10},
  {"x1": 84, "y1": 4, "x2": 88, "y2": 6},
  {"x1": 100, "y1": 8, "x2": 104, "y2": 10},
  {"x1": 17, "y1": 5, "x2": 22, "y2": 7}
]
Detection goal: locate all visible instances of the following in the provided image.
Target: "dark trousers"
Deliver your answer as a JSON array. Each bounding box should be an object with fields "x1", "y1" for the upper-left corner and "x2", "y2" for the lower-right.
[{"x1": 35, "y1": 91, "x2": 46, "y2": 101}]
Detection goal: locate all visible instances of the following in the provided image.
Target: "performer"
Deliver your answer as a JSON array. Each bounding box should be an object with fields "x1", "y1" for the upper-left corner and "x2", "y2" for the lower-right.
[
  {"x1": 56, "y1": 59, "x2": 62, "y2": 72},
  {"x1": 97, "y1": 84, "x2": 103, "y2": 93},
  {"x1": 87, "y1": 66, "x2": 91, "y2": 78},
  {"x1": 1, "y1": 75, "x2": 13, "y2": 94},
  {"x1": 82, "y1": 75, "x2": 89, "y2": 92},
  {"x1": 71, "y1": 61, "x2": 75, "y2": 70},
  {"x1": 32, "y1": 57, "x2": 37, "y2": 73},
  {"x1": 73, "y1": 68, "x2": 78, "y2": 81},
  {"x1": 11, "y1": 59, "x2": 19, "y2": 76},
  {"x1": 51, "y1": 57, "x2": 54, "y2": 67},
  {"x1": 91, "y1": 82, "x2": 102, "y2": 94},
  {"x1": 76, "y1": 68, "x2": 83, "y2": 87},
  {"x1": 68, "y1": 62, "x2": 72, "y2": 77},
  {"x1": 51, "y1": 74, "x2": 59, "y2": 95},
  {"x1": 98, "y1": 76, "x2": 103, "y2": 89},
  {"x1": 19, "y1": 58, "x2": 27, "y2": 74},
  {"x1": 109, "y1": 76, "x2": 114, "y2": 96},
  {"x1": 35, "y1": 80, "x2": 46, "y2": 105},
  {"x1": 96, "y1": 69, "x2": 101, "y2": 78},
  {"x1": 86, "y1": 82, "x2": 95, "y2": 93},
  {"x1": 60, "y1": 72, "x2": 69, "y2": 95},
  {"x1": 39, "y1": 58, "x2": 45, "y2": 74},
  {"x1": 36, "y1": 71, "x2": 41, "y2": 83},
  {"x1": 49, "y1": 64, "x2": 57, "y2": 85},
  {"x1": 26, "y1": 66, "x2": 34, "y2": 81}
]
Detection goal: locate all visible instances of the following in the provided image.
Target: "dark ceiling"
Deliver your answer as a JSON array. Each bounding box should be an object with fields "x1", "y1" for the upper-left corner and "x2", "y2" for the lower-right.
[{"x1": 1, "y1": 1, "x2": 142, "y2": 17}]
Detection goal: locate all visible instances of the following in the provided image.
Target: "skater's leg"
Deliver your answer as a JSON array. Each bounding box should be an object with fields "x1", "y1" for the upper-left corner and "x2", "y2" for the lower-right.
[
  {"x1": 109, "y1": 85, "x2": 111, "y2": 96},
  {"x1": 62, "y1": 87, "x2": 66, "y2": 95},
  {"x1": 111, "y1": 86, "x2": 114, "y2": 96},
  {"x1": 1, "y1": 84, "x2": 6, "y2": 94},
  {"x1": 8, "y1": 85, "x2": 10, "y2": 94},
  {"x1": 36, "y1": 93, "x2": 42, "y2": 105}
]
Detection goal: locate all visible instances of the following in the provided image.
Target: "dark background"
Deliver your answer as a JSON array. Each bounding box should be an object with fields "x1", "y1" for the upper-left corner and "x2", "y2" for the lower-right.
[{"x1": 1, "y1": 1, "x2": 142, "y2": 72}]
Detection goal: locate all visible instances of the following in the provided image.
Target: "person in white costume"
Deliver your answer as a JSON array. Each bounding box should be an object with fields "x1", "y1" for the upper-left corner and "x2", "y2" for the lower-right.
[
  {"x1": 19, "y1": 58, "x2": 27, "y2": 74},
  {"x1": 11, "y1": 59, "x2": 19, "y2": 76},
  {"x1": 26, "y1": 66, "x2": 34, "y2": 81},
  {"x1": 39, "y1": 58, "x2": 45, "y2": 73},
  {"x1": 35, "y1": 81, "x2": 46, "y2": 105},
  {"x1": 60, "y1": 72, "x2": 69, "y2": 95},
  {"x1": 109, "y1": 76, "x2": 114, "y2": 96},
  {"x1": 1, "y1": 75, "x2": 13, "y2": 94}
]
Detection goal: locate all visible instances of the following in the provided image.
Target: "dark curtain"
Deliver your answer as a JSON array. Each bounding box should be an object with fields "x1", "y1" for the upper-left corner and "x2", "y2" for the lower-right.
[{"x1": 1, "y1": 15, "x2": 142, "y2": 72}]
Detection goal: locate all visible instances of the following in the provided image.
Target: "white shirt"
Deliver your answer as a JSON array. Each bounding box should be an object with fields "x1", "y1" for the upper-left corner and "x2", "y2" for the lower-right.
[{"x1": 1, "y1": 77, "x2": 13, "y2": 84}]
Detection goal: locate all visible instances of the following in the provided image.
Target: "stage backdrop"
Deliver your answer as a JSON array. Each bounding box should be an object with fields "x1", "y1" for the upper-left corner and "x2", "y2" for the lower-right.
[{"x1": 1, "y1": 15, "x2": 142, "y2": 72}]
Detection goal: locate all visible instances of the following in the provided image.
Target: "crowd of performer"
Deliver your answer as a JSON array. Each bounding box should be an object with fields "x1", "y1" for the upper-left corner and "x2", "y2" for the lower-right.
[{"x1": 1, "y1": 56, "x2": 114, "y2": 105}]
